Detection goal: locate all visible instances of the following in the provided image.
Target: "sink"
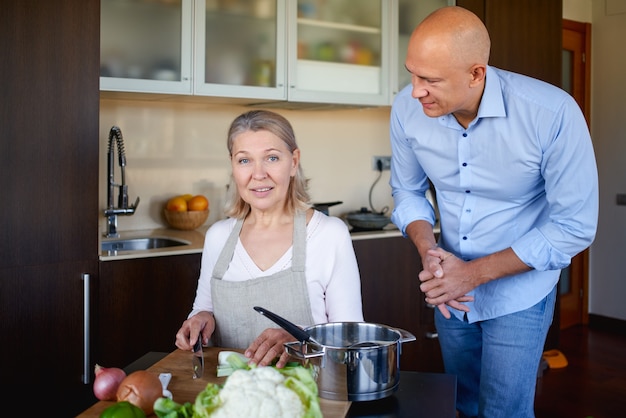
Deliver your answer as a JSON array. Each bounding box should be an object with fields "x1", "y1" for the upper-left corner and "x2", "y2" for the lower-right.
[{"x1": 101, "y1": 236, "x2": 190, "y2": 252}]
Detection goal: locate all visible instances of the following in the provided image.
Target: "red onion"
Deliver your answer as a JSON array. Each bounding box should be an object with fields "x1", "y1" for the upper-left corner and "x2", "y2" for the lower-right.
[{"x1": 93, "y1": 364, "x2": 127, "y2": 401}]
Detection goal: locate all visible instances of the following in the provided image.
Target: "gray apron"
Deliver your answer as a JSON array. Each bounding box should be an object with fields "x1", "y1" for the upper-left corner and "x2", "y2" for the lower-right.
[{"x1": 210, "y1": 211, "x2": 315, "y2": 349}]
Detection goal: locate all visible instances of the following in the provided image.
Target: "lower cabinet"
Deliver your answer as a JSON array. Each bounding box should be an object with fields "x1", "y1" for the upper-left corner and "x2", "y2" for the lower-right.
[
  {"x1": 0, "y1": 261, "x2": 98, "y2": 416},
  {"x1": 95, "y1": 253, "x2": 201, "y2": 369},
  {"x1": 353, "y1": 236, "x2": 444, "y2": 373}
]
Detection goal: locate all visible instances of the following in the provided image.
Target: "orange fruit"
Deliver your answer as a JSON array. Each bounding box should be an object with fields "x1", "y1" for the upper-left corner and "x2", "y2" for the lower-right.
[
  {"x1": 187, "y1": 195, "x2": 209, "y2": 211},
  {"x1": 180, "y1": 194, "x2": 194, "y2": 202},
  {"x1": 166, "y1": 196, "x2": 188, "y2": 212}
]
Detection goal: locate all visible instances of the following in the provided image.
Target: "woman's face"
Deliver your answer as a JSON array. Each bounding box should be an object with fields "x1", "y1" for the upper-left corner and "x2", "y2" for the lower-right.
[{"x1": 231, "y1": 129, "x2": 299, "y2": 213}]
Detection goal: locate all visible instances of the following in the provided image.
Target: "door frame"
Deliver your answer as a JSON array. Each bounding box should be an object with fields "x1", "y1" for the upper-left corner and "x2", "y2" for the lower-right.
[{"x1": 560, "y1": 18, "x2": 592, "y2": 329}]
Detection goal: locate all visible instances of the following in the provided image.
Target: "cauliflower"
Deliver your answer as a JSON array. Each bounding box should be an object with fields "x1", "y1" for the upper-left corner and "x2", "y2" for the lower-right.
[
  {"x1": 154, "y1": 354, "x2": 322, "y2": 418},
  {"x1": 211, "y1": 367, "x2": 304, "y2": 418}
]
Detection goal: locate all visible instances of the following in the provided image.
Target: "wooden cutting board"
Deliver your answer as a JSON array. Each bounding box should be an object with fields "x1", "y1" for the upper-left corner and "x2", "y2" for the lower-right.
[{"x1": 77, "y1": 347, "x2": 351, "y2": 417}]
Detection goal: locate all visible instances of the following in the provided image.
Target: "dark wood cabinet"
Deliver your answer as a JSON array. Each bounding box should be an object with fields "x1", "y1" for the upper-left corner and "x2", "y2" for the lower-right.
[
  {"x1": 353, "y1": 236, "x2": 444, "y2": 373},
  {"x1": 95, "y1": 254, "x2": 202, "y2": 369},
  {"x1": 0, "y1": 1, "x2": 100, "y2": 415},
  {"x1": 456, "y1": 0, "x2": 562, "y2": 87}
]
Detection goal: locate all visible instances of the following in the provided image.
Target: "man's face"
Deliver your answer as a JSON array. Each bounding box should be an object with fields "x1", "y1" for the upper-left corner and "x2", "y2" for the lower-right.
[{"x1": 405, "y1": 41, "x2": 475, "y2": 119}]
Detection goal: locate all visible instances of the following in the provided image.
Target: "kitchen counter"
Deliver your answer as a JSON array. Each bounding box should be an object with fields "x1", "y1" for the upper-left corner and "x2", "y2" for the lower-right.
[
  {"x1": 99, "y1": 226, "x2": 209, "y2": 261},
  {"x1": 100, "y1": 221, "x2": 407, "y2": 261}
]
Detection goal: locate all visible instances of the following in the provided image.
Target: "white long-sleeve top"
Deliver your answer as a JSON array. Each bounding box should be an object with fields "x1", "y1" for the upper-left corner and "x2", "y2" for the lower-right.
[{"x1": 189, "y1": 210, "x2": 364, "y2": 324}]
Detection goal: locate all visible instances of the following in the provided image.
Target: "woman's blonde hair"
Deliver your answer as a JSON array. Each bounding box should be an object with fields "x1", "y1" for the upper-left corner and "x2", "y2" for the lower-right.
[{"x1": 224, "y1": 110, "x2": 311, "y2": 218}]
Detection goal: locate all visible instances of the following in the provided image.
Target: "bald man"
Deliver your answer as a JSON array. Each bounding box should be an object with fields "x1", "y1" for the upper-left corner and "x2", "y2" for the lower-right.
[{"x1": 389, "y1": 6, "x2": 598, "y2": 418}]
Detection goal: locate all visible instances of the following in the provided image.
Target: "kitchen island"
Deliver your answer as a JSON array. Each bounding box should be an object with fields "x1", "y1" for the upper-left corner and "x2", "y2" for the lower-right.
[{"x1": 78, "y1": 347, "x2": 456, "y2": 417}]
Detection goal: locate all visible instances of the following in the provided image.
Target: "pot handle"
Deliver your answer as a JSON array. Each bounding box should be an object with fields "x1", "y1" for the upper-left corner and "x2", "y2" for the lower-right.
[
  {"x1": 392, "y1": 327, "x2": 417, "y2": 344},
  {"x1": 284, "y1": 341, "x2": 325, "y2": 360}
]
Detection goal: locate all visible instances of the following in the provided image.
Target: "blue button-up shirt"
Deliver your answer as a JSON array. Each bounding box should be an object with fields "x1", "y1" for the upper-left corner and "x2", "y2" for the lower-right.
[{"x1": 390, "y1": 66, "x2": 598, "y2": 322}]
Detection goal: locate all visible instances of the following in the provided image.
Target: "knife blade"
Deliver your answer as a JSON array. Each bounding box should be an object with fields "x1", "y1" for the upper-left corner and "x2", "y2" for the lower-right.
[{"x1": 192, "y1": 336, "x2": 204, "y2": 379}]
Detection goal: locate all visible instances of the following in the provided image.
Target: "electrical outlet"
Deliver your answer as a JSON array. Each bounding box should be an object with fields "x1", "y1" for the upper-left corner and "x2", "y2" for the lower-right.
[{"x1": 372, "y1": 156, "x2": 391, "y2": 171}]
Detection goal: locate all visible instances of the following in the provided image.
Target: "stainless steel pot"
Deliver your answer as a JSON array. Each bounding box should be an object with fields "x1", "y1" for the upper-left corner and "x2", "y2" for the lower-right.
[{"x1": 285, "y1": 322, "x2": 416, "y2": 401}]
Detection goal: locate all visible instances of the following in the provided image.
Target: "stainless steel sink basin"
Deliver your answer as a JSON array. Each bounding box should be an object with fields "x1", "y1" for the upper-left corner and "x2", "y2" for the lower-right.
[{"x1": 101, "y1": 237, "x2": 190, "y2": 252}]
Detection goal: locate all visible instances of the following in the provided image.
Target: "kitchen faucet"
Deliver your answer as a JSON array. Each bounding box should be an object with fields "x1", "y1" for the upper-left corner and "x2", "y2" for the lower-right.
[{"x1": 104, "y1": 126, "x2": 140, "y2": 237}]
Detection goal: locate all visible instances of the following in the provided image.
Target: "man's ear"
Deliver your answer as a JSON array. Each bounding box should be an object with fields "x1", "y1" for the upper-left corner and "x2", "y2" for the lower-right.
[{"x1": 469, "y1": 64, "x2": 486, "y2": 86}]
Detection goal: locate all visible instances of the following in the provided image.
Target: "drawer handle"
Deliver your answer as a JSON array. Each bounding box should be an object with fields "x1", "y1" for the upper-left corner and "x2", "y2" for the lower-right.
[
  {"x1": 425, "y1": 331, "x2": 439, "y2": 339},
  {"x1": 82, "y1": 273, "x2": 90, "y2": 384}
]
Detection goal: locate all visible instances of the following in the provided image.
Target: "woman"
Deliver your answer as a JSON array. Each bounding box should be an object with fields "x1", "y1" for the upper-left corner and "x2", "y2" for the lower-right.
[{"x1": 175, "y1": 110, "x2": 363, "y2": 368}]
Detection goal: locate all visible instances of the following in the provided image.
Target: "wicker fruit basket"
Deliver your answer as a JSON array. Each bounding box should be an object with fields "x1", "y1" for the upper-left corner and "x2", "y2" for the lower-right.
[{"x1": 164, "y1": 209, "x2": 209, "y2": 230}]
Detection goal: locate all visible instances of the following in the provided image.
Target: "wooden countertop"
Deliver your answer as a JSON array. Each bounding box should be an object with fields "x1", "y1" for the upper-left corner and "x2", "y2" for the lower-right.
[{"x1": 77, "y1": 347, "x2": 351, "y2": 417}]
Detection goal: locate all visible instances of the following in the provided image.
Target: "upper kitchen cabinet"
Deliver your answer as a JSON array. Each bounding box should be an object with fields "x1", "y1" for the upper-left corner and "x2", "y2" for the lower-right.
[
  {"x1": 101, "y1": 0, "x2": 392, "y2": 106},
  {"x1": 193, "y1": 0, "x2": 287, "y2": 101},
  {"x1": 100, "y1": 0, "x2": 194, "y2": 94},
  {"x1": 285, "y1": 0, "x2": 391, "y2": 106}
]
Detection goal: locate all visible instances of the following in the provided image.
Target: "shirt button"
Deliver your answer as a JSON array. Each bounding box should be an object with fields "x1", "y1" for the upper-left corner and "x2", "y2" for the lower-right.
[
  {"x1": 462, "y1": 162, "x2": 467, "y2": 167},
  {"x1": 462, "y1": 133, "x2": 468, "y2": 137},
  {"x1": 462, "y1": 236, "x2": 468, "y2": 240},
  {"x1": 465, "y1": 190, "x2": 470, "y2": 193}
]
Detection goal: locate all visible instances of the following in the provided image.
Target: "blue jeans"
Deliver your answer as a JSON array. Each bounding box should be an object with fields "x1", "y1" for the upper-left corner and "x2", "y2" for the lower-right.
[{"x1": 435, "y1": 286, "x2": 556, "y2": 418}]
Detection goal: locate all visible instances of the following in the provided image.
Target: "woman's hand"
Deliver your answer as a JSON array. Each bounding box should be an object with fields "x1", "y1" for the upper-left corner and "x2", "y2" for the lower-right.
[
  {"x1": 175, "y1": 311, "x2": 215, "y2": 351},
  {"x1": 245, "y1": 328, "x2": 295, "y2": 368}
]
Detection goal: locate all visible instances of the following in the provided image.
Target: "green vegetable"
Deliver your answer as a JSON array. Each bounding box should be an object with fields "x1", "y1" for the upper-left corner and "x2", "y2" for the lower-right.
[
  {"x1": 216, "y1": 350, "x2": 301, "y2": 377},
  {"x1": 153, "y1": 397, "x2": 194, "y2": 418},
  {"x1": 100, "y1": 401, "x2": 146, "y2": 418},
  {"x1": 279, "y1": 367, "x2": 322, "y2": 418},
  {"x1": 193, "y1": 383, "x2": 224, "y2": 418},
  {"x1": 216, "y1": 351, "x2": 249, "y2": 377}
]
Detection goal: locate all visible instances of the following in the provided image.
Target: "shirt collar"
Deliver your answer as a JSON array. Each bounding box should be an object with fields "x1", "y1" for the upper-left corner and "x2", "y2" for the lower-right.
[
  {"x1": 439, "y1": 66, "x2": 505, "y2": 129},
  {"x1": 477, "y1": 66, "x2": 506, "y2": 119}
]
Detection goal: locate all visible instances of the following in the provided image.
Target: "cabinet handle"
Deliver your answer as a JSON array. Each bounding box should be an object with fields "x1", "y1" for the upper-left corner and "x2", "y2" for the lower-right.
[
  {"x1": 426, "y1": 303, "x2": 436, "y2": 309},
  {"x1": 425, "y1": 331, "x2": 439, "y2": 339},
  {"x1": 82, "y1": 273, "x2": 90, "y2": 384}
]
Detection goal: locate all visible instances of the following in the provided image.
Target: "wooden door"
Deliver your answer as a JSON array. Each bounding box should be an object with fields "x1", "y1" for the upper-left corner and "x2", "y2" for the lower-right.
[{"x1": 559, "y1": 19, "x2": 592, "y2": 329}]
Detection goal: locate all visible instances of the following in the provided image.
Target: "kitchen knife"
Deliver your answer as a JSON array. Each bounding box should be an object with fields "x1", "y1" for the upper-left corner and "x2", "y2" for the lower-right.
[{"x1": 192, "y1": 336, "x2": 204, "y2": 379}]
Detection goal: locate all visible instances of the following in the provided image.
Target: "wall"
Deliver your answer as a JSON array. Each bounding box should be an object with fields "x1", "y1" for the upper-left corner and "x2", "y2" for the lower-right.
[
  {"x1": 99, "y1": 100, "x2": 393, "y2": 232},
  {"x1": 563, "y1": 0, "x2": 626, "y2": 321},
  {"x1": 563, "y1": 0, "x2": 592, "y2": 21},
  {"x1": 586, "y1": 0, "x2": 626, "y2": 321}
]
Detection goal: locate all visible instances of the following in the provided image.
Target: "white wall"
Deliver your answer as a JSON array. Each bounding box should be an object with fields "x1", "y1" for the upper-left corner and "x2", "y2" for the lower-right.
[
  {"x1": 562, "y1": 0, "x2": 626, "y2": 321},
  {"x1": 99, "y1": 100, "x2": 394, "y2": 231},
  {"x1": 586, "y1": 0, "x2": 626, "y2": 321},
  {"x1": 563, "y1": 0, "x2": 592, "y2": 21}
]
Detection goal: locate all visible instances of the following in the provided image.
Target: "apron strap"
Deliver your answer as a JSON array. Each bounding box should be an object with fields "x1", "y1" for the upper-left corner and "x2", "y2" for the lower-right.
[{"x1": 212, "y1": 217, "x2": 244, "y2": 280}]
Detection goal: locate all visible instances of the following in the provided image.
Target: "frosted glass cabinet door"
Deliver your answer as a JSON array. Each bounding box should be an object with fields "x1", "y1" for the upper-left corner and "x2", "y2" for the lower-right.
[
  {"x1": 393, "y1": 0, "x2": 453, "y2": 99},
  {"x1": 288, "y1": 0, "x2": 390, "y2": 106},
  {"x1": 194, "y1": 0, "x2": 287, "y2": 101},
  {"x1": 100, "y1": 0, "x2": 193, "y2": 94}
]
